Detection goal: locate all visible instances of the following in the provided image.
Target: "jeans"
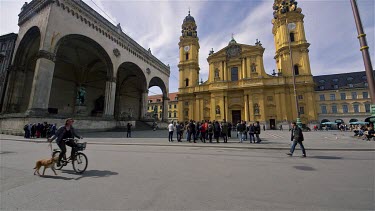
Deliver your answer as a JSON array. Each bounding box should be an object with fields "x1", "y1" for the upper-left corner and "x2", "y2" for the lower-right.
[
  {"x1": 177, "y1": 131, "x2": 182, "y2": 141},
  {"x1": 238, "y1": 132, "x2": 245, "y2": 142},
  {"x1": 168, "y1": 131, "x2": 174, "y2": 142},
  {"x1": 249, "y1": 133, "x2": 255, "y2": 143},
  {"x1": 127, "y1": 131, "x2": 131, "y2": 138},
  {"x1": 290, "y1": 140, "x2": 306, "y2": 155},
  {"x1": 222, "y1": 133, "x2": 228, "y2": 143}
]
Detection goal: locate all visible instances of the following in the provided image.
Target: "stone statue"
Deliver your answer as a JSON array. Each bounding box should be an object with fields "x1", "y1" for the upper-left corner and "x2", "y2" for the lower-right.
[
  {"x1": 216, "y1": 106, "x2": 220, "y2": 114},
  {"x1": 214, "y1": 68, "x2": 220, "y2": 78},
  {"x1": 254, "y1": 103, "x2": 260, "y2": 115},
  {"x1": 76, "y1": 86, "x2": 86, "y2": 106},
  {"x1": 251, "y1": 63, "x2": 256, "y2": 72}
]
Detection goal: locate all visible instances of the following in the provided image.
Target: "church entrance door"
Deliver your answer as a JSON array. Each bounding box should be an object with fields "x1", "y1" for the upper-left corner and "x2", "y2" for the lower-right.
[{"x1": 232, "y1": 110, "x2": 241, "y2": 124}]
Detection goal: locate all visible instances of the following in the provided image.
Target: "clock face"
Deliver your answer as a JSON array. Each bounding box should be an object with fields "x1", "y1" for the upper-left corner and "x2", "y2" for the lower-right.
[{"x1": 184, "y1": 46, "x2": 190, "y2": 52}]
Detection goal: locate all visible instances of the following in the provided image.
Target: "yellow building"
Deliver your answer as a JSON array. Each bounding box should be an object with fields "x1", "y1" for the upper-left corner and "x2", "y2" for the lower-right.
[
  {"x1": 177, "y1": 1, "x2": 318, "y2": 128},
  {"x1": 147, "y1": 92, "x2": 178, "y2": 122}
]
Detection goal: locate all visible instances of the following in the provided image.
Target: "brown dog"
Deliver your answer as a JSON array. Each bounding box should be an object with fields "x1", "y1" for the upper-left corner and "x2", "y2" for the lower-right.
[{"x1": 33, "y1": 156, "x2": 59, "y2": 176}]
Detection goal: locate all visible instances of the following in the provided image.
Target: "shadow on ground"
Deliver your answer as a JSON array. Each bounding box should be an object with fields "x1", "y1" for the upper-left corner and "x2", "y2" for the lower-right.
[
  {"x1": 310, "y1": 156, "x2": 342, "y2": 160},
  {"x1": 61, "y1": 169, "x2": 118, "y2": 180}
]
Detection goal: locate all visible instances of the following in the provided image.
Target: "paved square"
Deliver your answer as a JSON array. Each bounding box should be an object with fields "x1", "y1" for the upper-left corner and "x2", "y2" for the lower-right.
[{"x1": 1, "y1": 131, "x2": 374, "y2": 210}]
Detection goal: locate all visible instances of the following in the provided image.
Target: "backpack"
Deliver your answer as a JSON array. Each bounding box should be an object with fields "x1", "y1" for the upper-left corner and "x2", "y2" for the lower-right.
[{"x1": 208, "y1": 124, "x2": 213, "y2": 133}]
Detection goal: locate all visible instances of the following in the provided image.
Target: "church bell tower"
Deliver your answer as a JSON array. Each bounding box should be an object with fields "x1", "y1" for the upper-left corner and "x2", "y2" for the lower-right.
[
  {"x1": 272, "y1": 0, "x2": 312, "y2": 77},
  {"x1": 178, "y1": 10, "x2": 200, "y2": 89}
]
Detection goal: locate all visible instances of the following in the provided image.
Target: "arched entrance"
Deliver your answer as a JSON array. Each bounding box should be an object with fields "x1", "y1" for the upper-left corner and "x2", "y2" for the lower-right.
[
  {"x1": 149, "y1": 77, "x2": 168, "y2": 121},
  {"x1": 3, "y1": 26, "x2": 41, "y2": 113},
  {"x1": 49, "y1": 34, "x2": 113, "y2": 117},
  {"x1": 115, "y1": 62, "x2": 147, "y2": 120}
]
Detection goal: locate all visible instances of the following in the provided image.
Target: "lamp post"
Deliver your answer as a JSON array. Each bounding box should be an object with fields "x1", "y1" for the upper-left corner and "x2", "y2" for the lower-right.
[
  {"x1": 350, "y1": 0, "x2": 375, "y2": 116},
  {"x1": 286, "y1": 20, "x2": 302, "y2": 127}
]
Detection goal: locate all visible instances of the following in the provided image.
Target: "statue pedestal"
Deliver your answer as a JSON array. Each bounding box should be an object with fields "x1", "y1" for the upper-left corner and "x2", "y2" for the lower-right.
[{"x1": 75, "y1": 105, "x2": 87, "y2": 116}]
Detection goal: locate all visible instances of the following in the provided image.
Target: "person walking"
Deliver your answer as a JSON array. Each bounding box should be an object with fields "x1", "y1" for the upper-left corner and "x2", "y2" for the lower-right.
[
  {"x1": 263, "y1": 124, "x2": 266, "y2": 131},
  {"x1": 221, "y1": 119, "x2": 229, "y2": 143},
  {"x1": 126, "y1": 123, "x2": 132, "y2": 138},
  {"x1": 248, "y1": 123, "x2": 255, "y2": 143},
  {"x1": 214, "y1": 120, "x2": 221, "y2": 143},
  {"x1": 168, "y1": 122, "x2": 174, "y2": 142},
  {"x1": 287, "y1": 122, "x2": 306, "y2": 157},
  {"x1": 207, "y1": 121, "x2": 214, "y2": 143},
  {"x1": 236, "y1": 120, "x2": 245, "y2": 143},
  {"x1": 176, "y1": 122, "x2": 182, "y2": 142},
  {"x1": 228, "y1": 122, "x2": 232, "y2": 138},
  {"x1": 254, "y1": 121, "x2": 261, "y2": 143}
]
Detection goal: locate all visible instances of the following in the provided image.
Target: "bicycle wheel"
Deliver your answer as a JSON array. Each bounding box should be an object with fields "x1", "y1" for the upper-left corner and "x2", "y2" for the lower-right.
[
  {"x1": 52, "y1": 151, "x2": 64, "y2": 170},
  {"x1": 72, "y1": 152, "x2": 88, "y2": 173}
]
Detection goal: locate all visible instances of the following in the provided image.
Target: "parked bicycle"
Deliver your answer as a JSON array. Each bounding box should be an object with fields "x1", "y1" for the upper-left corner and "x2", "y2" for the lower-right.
[{"x1": 52, "y1": 138, "x2": 88, "y2": 173}]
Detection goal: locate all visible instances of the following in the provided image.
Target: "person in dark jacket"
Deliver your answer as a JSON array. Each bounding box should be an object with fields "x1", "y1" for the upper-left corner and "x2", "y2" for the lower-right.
[
  {"x1": 48, "y1": 118, "x2": 82, "y2": 166},
  {"x1": 287, "y1": 122, "x2": 306, "y2": 157},
  {"x1": 214, "y1": 121, "x2": 221, "y2": 143},
  {"x1": 221, "y1": 119, "x2": 229, "y2": 143},
  {"x1": 254, "y1": 121, "x2": 261, "y2": 143},
  {"x1": 248, "y1": 123, "x2": 255, "y2": 143},
  {"x1": 126, "y1": 123, "x2": 132, "y2": 138}
]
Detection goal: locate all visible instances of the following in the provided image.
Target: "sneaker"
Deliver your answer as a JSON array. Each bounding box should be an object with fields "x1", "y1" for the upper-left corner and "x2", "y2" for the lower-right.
[
  {"x1": 301, "y1": 154, "x2": 306, "y2": 158},
  {"x1": 286, "y1": 153, "x2": 292, "y2": 156}
]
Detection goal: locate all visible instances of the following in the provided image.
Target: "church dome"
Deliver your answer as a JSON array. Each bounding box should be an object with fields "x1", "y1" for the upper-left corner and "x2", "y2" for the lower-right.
[
  {"x1": 228, "y1": 37, "x2": 237, "y2": 45},
  {"x1": 183, "y1": 11, "x2": 195, "y2": 23}
]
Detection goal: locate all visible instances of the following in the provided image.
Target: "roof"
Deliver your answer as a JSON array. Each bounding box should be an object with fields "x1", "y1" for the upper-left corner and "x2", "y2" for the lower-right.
[
  {"x1": 0, "y1": 33, "x2": 18, "y2": 40},
  {"x1": 148, "y1": 92, "x2": 178, "y2": 102},
  {"x1": 313, "y1": 71, "x2": 373, "y2": 91}
]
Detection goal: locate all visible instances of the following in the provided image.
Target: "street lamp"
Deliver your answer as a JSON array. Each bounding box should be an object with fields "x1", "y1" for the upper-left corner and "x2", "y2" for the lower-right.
[
  {"x1": 350, "y1": 0, "x2": 375, "y2": 116},
  {"x1": 287, "y1": 21, "x2": 302, "y2": 127}
]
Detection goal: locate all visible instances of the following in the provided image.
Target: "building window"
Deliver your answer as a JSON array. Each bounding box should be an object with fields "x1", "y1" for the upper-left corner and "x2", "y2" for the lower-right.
[
  {"x1": 348, "y1": 84, "x2": 353, "y2": 88},
  {"x1": 148, "y1": 100, "x2": 153, "y2": 103},
  {"x1": 319, "y1": 86, "x2": 325, "y2": 90},
  {"x1": 330, "y1": 94, "x2": 336, "y2": 101},
  {"x1": 185, "y1": 110, "x2": 188, "y2": 116},
  {"x1": 169, "y1": 105, "x2": 171, "y2": 109},
  {"x1": 332, "y1": 105, "x2": 338, "y2": 114},
  {"x1": 364, "y1": 82, "x2": 368, "y2": 87},
  {"x1": 175, "y1": 97, "x2": 178, "y2": 100},
  {"x1": 148, "y1": 106, "x2": 150, "y2": 110},
  {"x1": 363, "y1": 92, "x2": 369, "y2": 99},
  {"x1": 294, "y1": 65, "x2": 299, "y2": 76},
  {"x1": 365, "y1": 104, "x2": 370, "y2": 113},
  {"x1": 174, "y1": 112, "x2": 177, "y2": 118},
  {"x1": 231, "y1": 67, "x2": 238, "y2": 81},
  {"x1": 185, "y1": 53, "x2": 189, "y2": 60},
  {"x1": 160, "y1": 106, "x2": 162, "y2": 110},
  {"x1": 290, "y1": 33, "x2": 295, "y2": 42},
  {"x1": 299, "y1": 106, "x2": 304, "y2": 114},
  {"x1": 174, "y1": 104, "x2": 177, "y2": 109},
  {"x1": 340, "y1": 93, "x2": 346, "y2": 100},
  {"x1": 347, "y1": 77, "x2": 354, "y2": 81},
  {"x1": 185, "y1": 78, "x2": 189, "y2": 87},
  {"x1": 157, "y1": 99, "x2": 161, "y2": 102},
  {"x1": 333, "y1": 84, "x2": 339, "y2": 89},
  {"x1": 160, "y1": 113, "x2": 162, "y2": 118},
  {"x1": 332, "y1": 79, "x2": 339, "y2": 83},
  {"x1": 353, "y1": 104, "x2": 359, "y2": 113},
  {"x1": 352, "y1": 92, "x2": 357, "y2": 99},
  {"x1": 321, "y1": 105, "x2": 327, "y2": 114},
  {"x1": 319, "y1": 94, "x2": 325, "y2": 101},
  {"x1": 342, "y1": 105, "x2": 348, "y2": 113},
  {"x1": 298, "y1": 95, "x2": 303, "y2": 100},
  {"x1": 168, "y1": 113, "x2": 171, "y2": 118},
  {"x1": 184, "y1": 101, "x2": 189, "y2": 106},
  {"x1": 319, "y1": 80, "x2": 326, "y2": 84}
]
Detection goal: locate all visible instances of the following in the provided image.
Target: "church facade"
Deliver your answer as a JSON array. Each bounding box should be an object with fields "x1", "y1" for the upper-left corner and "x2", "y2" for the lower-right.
[{"x1": 177, "y1": 0, "x2": 318, "y2": 128}]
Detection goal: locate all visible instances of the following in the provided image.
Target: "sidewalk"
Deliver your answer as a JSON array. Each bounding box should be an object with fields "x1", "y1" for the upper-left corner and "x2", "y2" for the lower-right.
[{"x1": 1, "y1": 130, "x2": 374, "y2": 151}]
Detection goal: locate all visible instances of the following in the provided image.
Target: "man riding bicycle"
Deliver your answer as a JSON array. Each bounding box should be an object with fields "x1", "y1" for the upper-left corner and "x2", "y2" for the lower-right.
[{"x1": 48, "y1": 118, "x2": 82, "y2": 167}]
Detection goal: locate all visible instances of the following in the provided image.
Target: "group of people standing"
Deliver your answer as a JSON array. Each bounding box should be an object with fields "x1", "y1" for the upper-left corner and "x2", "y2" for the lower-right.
[
  {"x1": 168, "y1": 119, "x2": 262, "y2": 144},
  {"x1": 23, "y1": 122, "x2": 57, "y2": 139}
]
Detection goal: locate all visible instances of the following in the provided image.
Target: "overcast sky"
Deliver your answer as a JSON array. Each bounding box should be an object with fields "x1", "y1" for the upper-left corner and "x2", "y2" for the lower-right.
[{"x1": 1, "y1": 0, "x2": 374, "y2": 95}]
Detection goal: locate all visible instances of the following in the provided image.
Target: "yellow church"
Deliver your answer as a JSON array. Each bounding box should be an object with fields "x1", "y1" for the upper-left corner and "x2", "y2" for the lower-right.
[{"x1": 177, "y1": 0, "x2": 318, "y2": 127}]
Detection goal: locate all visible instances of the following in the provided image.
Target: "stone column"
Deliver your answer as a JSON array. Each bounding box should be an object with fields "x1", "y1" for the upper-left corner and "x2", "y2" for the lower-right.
[
  {"x1": 104, "y1": 80, "x2": 117, "y2": 117},
  {"x1": 140, "y1": 91, "x2": 148, "y2": 120},
  {"x1": 162, "y1": 95, "x2": 169, "y2": 121},
  {"x1": 26, "y1": 50, "x2": 55, "y2": 116},
  {"x1": 243, "y1": 58, "x2": 247, "y2": 79},
  {"x1": 244, "y1": 94, "x2": 249, "y2": 121},
  {"x1": 223, "y1": 61, "x2": 227, "y2": 81}
]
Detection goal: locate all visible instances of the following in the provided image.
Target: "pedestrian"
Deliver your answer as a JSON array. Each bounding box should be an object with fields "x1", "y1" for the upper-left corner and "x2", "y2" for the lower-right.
[
  {"x1": 254, "y1": 121, "x2": 261, "y2": 143},
  {"x1": 168, "y1": 122, "x2": 174, "y2": 142},
  {"x1": 287, "y1": 122, "x2": 306, "y2": 157},
  {"x1": 23, "y1": 124, "x2": 30, "y2": 138},
  {"x1": 248, "y1": 123, "x2": 255, "y2": 143},
  {"x1": 221, "y1": 119, "x2": 228, "y2": 143},
  {"x1": 228, "y1": 122, "x2": 232, "y2": 138},
  {"x1": 126, "y1": 123, "x2": 132, "y2": 138},
  {"x1": 214, "y1": 120, "x2": 221, "y2": 143},
  {"x1": 279, "y1": 125, "x2": 283, "y2": 131},
  {"x1": 176, "y1": 122, "x2": 182, "y2": 142},
  {"x1": 200, "y1": 120, "x2": 207, "y2": 143},
  {"x1": 207, "y1": 121, "x2": 214, "y2": 143},
  {"x1": 236, "y1": 120, "x2": 245, "y2": 143},
  {"x1": 263, "y1": 124, "x2": 266, "y2": 131}
]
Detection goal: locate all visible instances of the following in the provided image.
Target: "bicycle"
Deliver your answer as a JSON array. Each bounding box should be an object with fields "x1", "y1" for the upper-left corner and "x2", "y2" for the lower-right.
[{"x1": 52, "y1": 138, "x2": 88, "y2": 174}]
